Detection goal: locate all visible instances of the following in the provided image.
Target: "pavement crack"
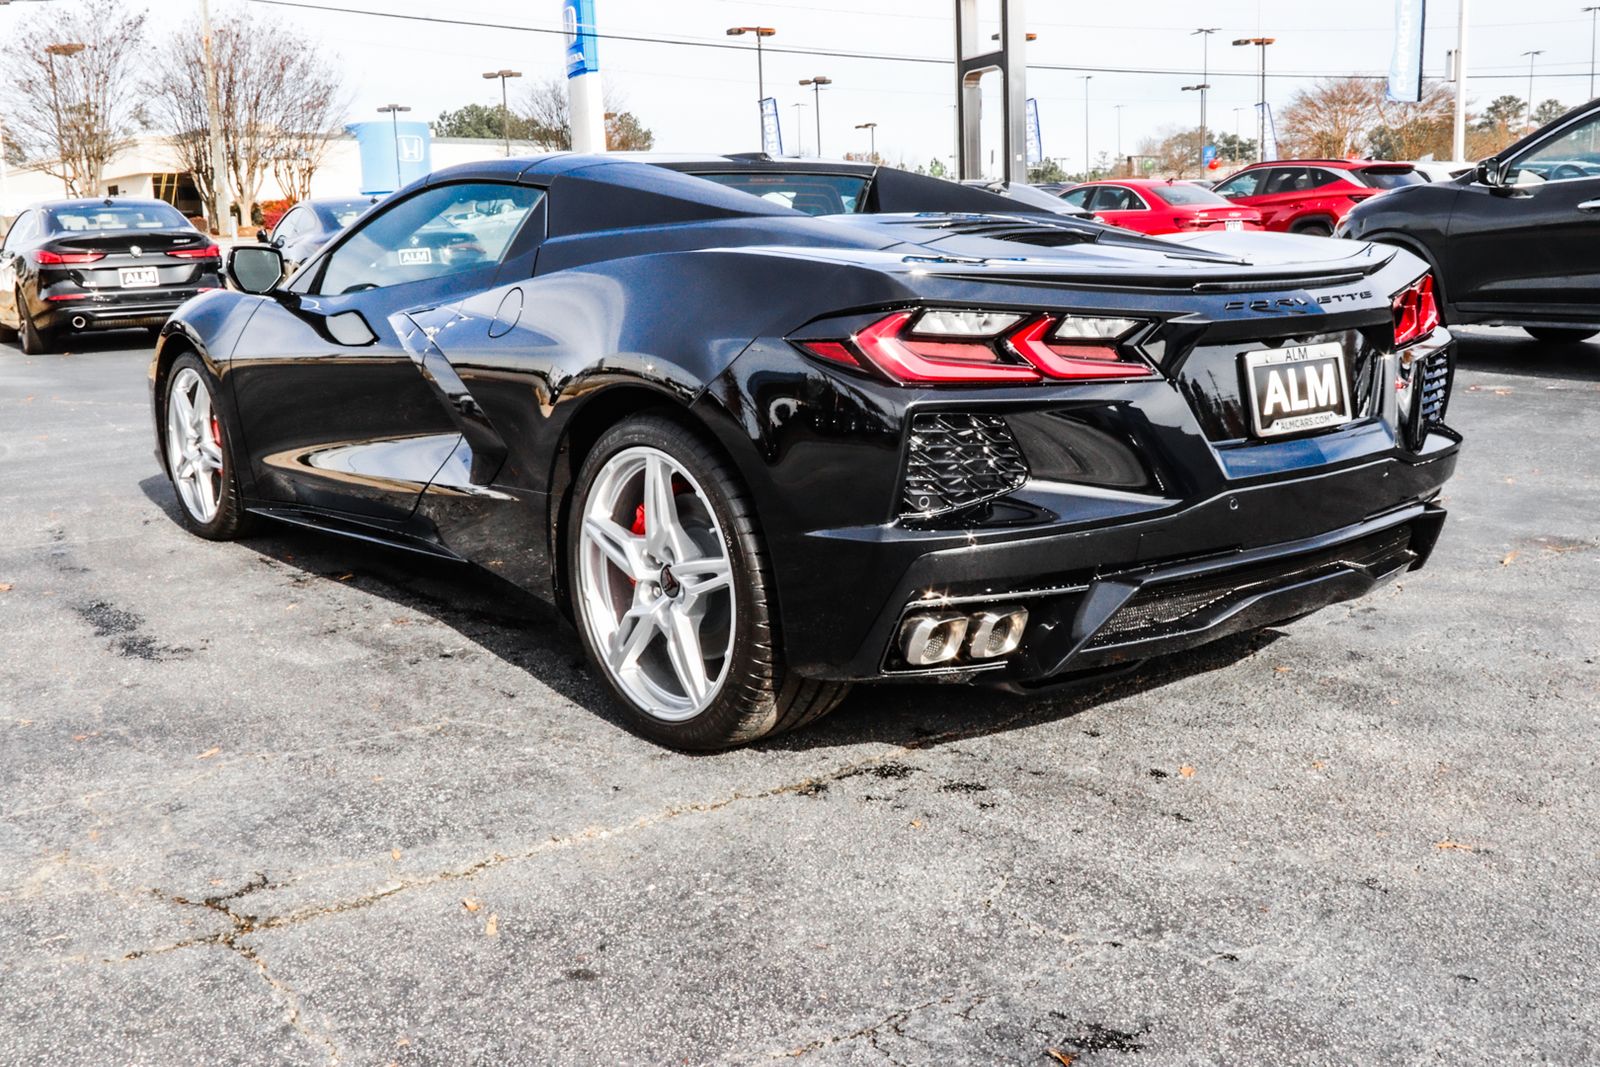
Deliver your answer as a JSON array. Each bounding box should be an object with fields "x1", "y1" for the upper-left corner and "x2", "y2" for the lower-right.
[{"x1": 776, "y1": 991, "x2": 991, "y2": 1059}]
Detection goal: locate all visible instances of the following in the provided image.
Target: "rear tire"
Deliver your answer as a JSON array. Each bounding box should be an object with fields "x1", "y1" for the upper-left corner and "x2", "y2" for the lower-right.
[
  {"x1": 1524, "y1": 327, "x2": 1598, "y2": 345},
  {"x1": 1291, "y1": 219, "x2": 1335, "y2": 237},
  {"x1": 567, "y1": 413, "x2": 849, "y2": 750},
  {"x1": 17, "y1": 288, "x2": 52, "y2": 354}
]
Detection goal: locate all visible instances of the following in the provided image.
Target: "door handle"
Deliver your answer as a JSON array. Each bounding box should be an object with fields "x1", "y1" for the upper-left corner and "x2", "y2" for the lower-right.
[{"x1": 1578, "y1": 199, "x2": 1600, "y2": 211}]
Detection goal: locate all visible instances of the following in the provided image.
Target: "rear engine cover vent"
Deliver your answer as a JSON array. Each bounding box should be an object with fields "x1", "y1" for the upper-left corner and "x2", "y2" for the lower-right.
[{"x1": 901, "y1": 412, "x2": 1029, "y2": 518}]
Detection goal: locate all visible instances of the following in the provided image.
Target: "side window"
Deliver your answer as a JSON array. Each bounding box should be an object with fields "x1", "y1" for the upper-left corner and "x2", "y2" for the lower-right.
[
  {"x1": 317, "y1": 182, "x2": 543, "y2": 296},
  {"x1": 1308, "y1": 168, "x2": 1348, "y2": 189},
  {"x1": 2, "y1": 212, "x2": 32, "y2": 252},
  {"x1": 1264, "y1": 168, "x2": 1308, "y2": 195},
  {"x1": 273, "y1": 208, "x2": 308, "y2": 244},
  {"x1": 1095, "y1": 186, "x2": 1143, "y2": 212},
  {"x1": 1506, "y1": 111, "x2": 1600, "y2": 184},
  {"x1": 1215, "y1": 171, "x2": 1263, "y2": 198},
  {"x1": 1060, "y1": 187, "x2": 1093, "y2": 209}
]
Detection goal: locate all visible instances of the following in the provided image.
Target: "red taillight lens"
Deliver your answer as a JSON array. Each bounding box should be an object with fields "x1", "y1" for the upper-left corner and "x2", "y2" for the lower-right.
[
  {"x1": 798, "y1": 309, "x2": 1153, "y2": 385},
  {"x1": 1392, "y1": 273, "x2": 1440, "y2": 347},
  {"x1": 1006, "y1": 318, "x2": 1155, "y2": 380},
  {"x1": 838, "y1": 310, "x2": 1042, "y2": 384},
  {"x1": 167, "y1": 244, "x2": 221, "y2": 259},
  {"x1": 36, "y1": 249, "x2": 105, "y2": 265}
]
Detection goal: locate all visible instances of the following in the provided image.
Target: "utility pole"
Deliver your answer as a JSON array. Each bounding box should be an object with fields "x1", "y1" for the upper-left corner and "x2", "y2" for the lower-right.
[
  {"x1": 1452, "y1": 0, "x2": 1469, "y2": 159},
  {"x1": 198, "y1": 0, "x2": 232, "y2": 236},
  {"x1": 1113, "y1": 103, "x2": 1124, "y2": 164},
  {"x1": 791, "y1": 102, "x2": 806, "y2": 156},
  {"x1": 1233, "y1": 37, "x2": 1275, "y2": 164},
  {"x1": 377, "y1": 105, "x2": 411, "y2": 191},
  {"x1": 1082, "y1": 75, "x2": 1092, "y2": 177},
  {"x1": 1192, "y1": 28, "x2": 1219, "y2": 168},
  {"x1": 854, "y1": 121, "x2": 878, "y2": 162},
  {"x1": 482, "y1": 69, "x2": 522, "y2": 157},
  {"x1": 799, "y1": 76, "x2": 831, "y2": 156}
]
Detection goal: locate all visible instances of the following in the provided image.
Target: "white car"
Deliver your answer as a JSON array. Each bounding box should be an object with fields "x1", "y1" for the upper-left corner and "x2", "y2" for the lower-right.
[{"x1": 1406, "y1": 160, "x2": 1474, "y2": 183}]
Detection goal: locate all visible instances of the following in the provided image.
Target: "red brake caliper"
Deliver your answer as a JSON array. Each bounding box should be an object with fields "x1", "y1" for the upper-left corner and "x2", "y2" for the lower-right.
[
  {"x1": 626, "y1": 504, "x2": 647, "y2": 585},
  {"x1": 210, "y1": 415, "x2": 223, "y2": 474}
]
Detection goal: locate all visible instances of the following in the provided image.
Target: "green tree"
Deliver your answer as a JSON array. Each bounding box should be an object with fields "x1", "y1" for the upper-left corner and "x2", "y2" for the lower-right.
[
  {"x1": 1213, "y1": 132, "x2": 1257, "y2": 164},
  {"x1": 1027, "y1": 157, "x2": 1067, "y2": 183},
  {"x1": 1532, "y1": 98, "x2": 1567, "y2": 126},
  {"x1": 1475, "y1": 95, "x2": 1525, "y2": 131},
  {"x1": 433, "y1": 103, "x2": 533, "y2": 140}
]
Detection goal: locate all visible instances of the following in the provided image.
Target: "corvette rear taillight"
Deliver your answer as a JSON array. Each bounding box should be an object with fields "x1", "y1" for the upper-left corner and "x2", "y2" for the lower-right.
[
  {"x1": 167, "y1": 244, "x2": 221, "y2": 259},
  {"x1": 1392, "y1": 273, "x2": 1440, "y2": 348},
  {"x1": 799, "y1": 309, "x2": 1152, "y2": 385},
  {"x1": 36, "y1": 249, "x2": 105, "y2": 265}
]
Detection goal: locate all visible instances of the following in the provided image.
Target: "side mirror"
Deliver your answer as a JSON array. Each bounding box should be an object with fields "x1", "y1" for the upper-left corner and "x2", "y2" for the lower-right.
[
  {"x1": 255, "y1": 228, "x2": 269, "y2": 243},
  {"x1": 227, "y1": 245, "x2": 284, "y2": 294},
  {"x1": 1474, "y1": 157, "x2": 1506, "y2": 187}
]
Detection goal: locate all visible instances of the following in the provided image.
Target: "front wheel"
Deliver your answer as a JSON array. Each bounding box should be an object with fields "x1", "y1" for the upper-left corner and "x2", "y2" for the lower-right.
[
  {"x1": 568, "y1": 414, "x2": 849, "y2": 750},
  {"x1": 1524, "y1": 327, "x2": 1598, "y2": 345},
  {"x1": 161, "y1": 354, "x2": 253, "y2": 540}
]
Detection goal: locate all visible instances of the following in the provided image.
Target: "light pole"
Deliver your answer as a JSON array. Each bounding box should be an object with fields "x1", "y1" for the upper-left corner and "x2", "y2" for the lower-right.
[
  {"x1": 1522, "y1": 50, "x2": 1545, "y2": 129},
  {"x1": 1233, "y1": 37, "x2": 1275, "y2": 163},
  {"x1": 377, "y1": 104, "x2": 411, "y2": 191},
  {"x1": 481, "y1": 70, "x2": 522, "y2": 157},
  {"x1": 1113, "y1": 103, "x2": 1124, "y2": 172},
  {"x1": 1452, "y1": 0, "x2": 1469, "y2": 160},
  {"x1": 1192, "y1": 28, "x2": 1219, "y2": 165},
  {"x1": 799, "y1": 76, "x2": 831, "y2": 156},
  {"x1": 1580, "y1": 6, "x2": 1593, "y2": 101},
  {"x1": 791, "y1": 102, "x2": 807, "y2": 156},
  {"x1": 1082, "y1": 75, "x2": 1092, "y2": 178},
  {"x1": 1181, "y1": 84, "x2": 1211, "y2": 171},
  {"x1": 726, "y1": 26, "x2": 776, "y2": 150},
  {"x1": 854, "y1": 121, "x2": 878, "y2": 162},
  {"x1": 44, "y1": 41, "x2": 84, "y2": 196}
]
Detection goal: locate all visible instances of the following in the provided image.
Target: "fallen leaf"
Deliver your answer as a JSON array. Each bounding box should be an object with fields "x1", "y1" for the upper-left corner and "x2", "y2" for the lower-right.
[
  {"x1": 196, "y1": 746, "x2": 221, "y2": 760},
  {"x1": 462, "y1": 897, "x2": 481, "y2": 913},
  {"x1": 391, "y1": 617, "x2": 411, "y2": 626},
  {"x1": 390, "y1": 848, "x2": 402, "y2": 862},
  {"x1": 72, "y1": 732, "x2": 96, "y2": 742},
  {"x1": 1435, "y1": 840, "x2": 1475, "y2": 851},
  {"x1": 336, "y1": 572, "x2": 354, "y2": 581},
  {"x1": 1272, "y1": 665, "x2": 1292, "y2": 674},
  {"x1": 484, "y1": 913, "x2": 499, "y2": 937},
  {"x1": 909, "y1": 819, "x2": 923, "y2": 829},
  {"x1": 1047, "y1": 1050, "x2": 1077, "y2": 1066},
  {"x1": 0, "y1": 582, "x2": 13, "y2": 592},
  {"x1": 1499, "y1": 550, "x2": 1519, "y2": 567},
  {"x1": 1178, "y1": 764, "x2": 1195, "y2": 778},
  {"x1": 1311, "y1": 760, "x2": 1326, "y2": 771}
]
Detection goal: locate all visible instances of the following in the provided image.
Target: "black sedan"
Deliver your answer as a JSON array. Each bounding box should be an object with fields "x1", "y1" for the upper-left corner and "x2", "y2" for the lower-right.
[
  {"x1": 258, "y1": 196, "x2": 380, "y2": 276},
  {"x1": 0, "y1": 198, "x2": 220, "y2": 353},
  {"x1": 1338, "y1": 99, "x2": 1600, "y2": 344},
  {"x1": 152, "y1": 154, "x2": 1460, "y2": 750}
]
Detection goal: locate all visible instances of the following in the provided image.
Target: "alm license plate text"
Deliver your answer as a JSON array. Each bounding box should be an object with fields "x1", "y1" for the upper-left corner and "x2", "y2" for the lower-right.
[
  {"x1": 118, "y1": 267, "x2": 159, "y2": 288},
  {"x1": 1242, "y1": 342, "x2": 1353, "y2": 438}
]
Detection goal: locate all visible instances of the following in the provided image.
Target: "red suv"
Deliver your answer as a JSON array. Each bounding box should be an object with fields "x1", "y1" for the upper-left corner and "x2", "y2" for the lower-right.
[
  {"x1": 1210, "y1": 160, "x2": 1424, "y2": 235},
  {"x1": 1059, "y1": 179, "x2": 1263, "y2": 235}
]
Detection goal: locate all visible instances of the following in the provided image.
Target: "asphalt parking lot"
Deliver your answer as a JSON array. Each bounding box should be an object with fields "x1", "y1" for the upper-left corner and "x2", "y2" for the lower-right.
[{"x1": 1, "y1": 328, "x2": 1596, "y2": 1066}]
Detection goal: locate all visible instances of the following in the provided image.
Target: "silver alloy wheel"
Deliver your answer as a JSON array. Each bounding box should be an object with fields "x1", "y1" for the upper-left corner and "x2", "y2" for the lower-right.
[
  {"x1": 577, "y1": 446, "x2": 736, "y2": 722},
  {"x1": 164, "y1": 366, "x2": 224, "y2": 525}
]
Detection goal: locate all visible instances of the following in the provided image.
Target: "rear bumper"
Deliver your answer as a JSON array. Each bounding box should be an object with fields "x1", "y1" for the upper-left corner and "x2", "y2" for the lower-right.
[{"x1": 37, "y1": 289, "x2": 207, "y2": 332}]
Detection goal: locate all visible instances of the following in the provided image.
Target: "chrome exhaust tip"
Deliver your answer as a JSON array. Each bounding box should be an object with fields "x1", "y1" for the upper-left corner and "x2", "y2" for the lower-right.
[
  {"x1": 70, "y1": 315, "x2": 87, "y2": 329},
  {"x1": 899, "y1": 612, "x2": 970, "y2": 667},
  {"x1": 967, "y1": 607, "x2": 1028, "y2": 659}
]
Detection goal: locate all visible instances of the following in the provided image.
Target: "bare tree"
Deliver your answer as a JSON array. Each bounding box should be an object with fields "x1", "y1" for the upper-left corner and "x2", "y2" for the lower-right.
[
  {"x1": 147, "y1": 9, "x2": 348, "y2": 227},
  {"x1": 520, "y1": 77, "x2": 655, "y2": 151},
  {"x1": 2, "y1": 3, "x2": 148, "y2": 196}
]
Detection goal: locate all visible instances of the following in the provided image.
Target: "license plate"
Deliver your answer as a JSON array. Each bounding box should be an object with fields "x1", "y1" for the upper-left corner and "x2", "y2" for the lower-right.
[
  {"x1": 1224, "y1": 219, "x2": 1243, "y2": 231},
  {"x1": 1242, "y1": 342, "x2": 1353, "y2": 438},
  {"x1": 397, "y1": 247, "x2": 433, "y2": 266},
  {"x1": 119, "y1": 267, "x2": 159, "y2": 288}
]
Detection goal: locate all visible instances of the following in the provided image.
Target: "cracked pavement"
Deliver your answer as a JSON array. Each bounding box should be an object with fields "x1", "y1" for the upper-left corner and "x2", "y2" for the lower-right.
[{"x1": 1, "y1": 329, "x2": 1597, "y2": 1065}]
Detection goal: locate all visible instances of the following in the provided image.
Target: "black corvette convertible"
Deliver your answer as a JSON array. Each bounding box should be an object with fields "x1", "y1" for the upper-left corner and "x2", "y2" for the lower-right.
[{"x1": 151, "y1": 154, "x2": 1460, "y2": 749}]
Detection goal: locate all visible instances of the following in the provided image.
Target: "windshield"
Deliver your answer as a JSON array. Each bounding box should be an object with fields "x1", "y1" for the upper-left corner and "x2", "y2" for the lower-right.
[
  {"x1": 1150, "y1": 183, "x2": 1233, "y2": 207},
  {"x1": 315, "y1": 200, "x2": 376, "y2": 230},
  {"x1": 1359, "y1": 168, "x2": 1425, "y2": 189},
  {"x1": 696, "y1": 173, "x2": 869, "y2": 215},
  {"x1": 47, "y1": 202, "x2": 190, "y2": 233}
]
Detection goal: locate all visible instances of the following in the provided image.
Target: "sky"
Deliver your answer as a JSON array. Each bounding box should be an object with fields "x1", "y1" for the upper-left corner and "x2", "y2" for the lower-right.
[{"x1": 6, "y1": 0, "x2": 1599, "y2": 172}]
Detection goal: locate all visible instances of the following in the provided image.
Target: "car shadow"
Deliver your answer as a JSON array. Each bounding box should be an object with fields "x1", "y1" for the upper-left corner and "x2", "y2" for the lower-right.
[
  {"x1": 1451, "y1": 326, "x2": 1600, "y2": 382},
  {"x1": 139, "y1": 474, "x2": 1280, "y2": 752}
]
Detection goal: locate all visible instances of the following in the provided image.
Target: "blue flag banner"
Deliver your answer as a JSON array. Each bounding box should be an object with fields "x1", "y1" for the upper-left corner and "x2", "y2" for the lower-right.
[
  {"x1": 1203, "y1": 144, "x2": 1217, "y2": 166},
  {"x1": 347, "y1": 121, "x2": 432, "y2": 195},
  {"x1": 1387, "y1": 0, "x2": 1427, "y2": 103},
  {"x1": 1025, "y1": 98, "x2": 1043, "y2": 165},
  {"x1": 760, "y1": 97, "x2": 784, "y2": 157},
  {"x1": 565, "y1": 0, "x2": 600, "y2": 78}
]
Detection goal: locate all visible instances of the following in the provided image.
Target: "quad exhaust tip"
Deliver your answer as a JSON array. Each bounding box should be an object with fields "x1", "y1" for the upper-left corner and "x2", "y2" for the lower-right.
[{"x1": 900, "y1": 606, "x2": 1028, "y2": 667}]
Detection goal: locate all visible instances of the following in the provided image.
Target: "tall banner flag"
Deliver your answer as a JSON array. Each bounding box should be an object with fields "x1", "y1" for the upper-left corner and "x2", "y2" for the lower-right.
[
  {"x1": 760, "y1": 97, "x2": 784, "y2": 156},
  {"x1": 1387, "y1": 0, "x2": 1427, "y2": 103},
  {"x1": 1025, "y1": 98, "x2": 1043, "y2": 165}
]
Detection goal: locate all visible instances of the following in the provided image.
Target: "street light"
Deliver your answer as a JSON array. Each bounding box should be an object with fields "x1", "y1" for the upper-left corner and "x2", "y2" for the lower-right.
[
  {"x1": 1233, "y1": 37, "x2": 1276, "y2": 164},
  {"x1": 44, "y1": 42, "x2": 85, "y2": 196},
  {"x1": 1181, "y1": 84, "x2": 1211, "y2": 171},
  {"x1": 1082, "y1": 75, "x2": 1092, "y2": 178},
  {"x1": 481, "y1": 69, "x2": 522, "y2": 157},
  {"x1": 726, "y1": 26, "x2": 776, "y2": 150},
  {"x1": 1112, "y1": 103, "x2": 1125, "y2": 170},
  {"x1": 799, "y1": 76, "x2": 831, "y2": 156},
  {"x1": 1191, "y1": 28, "x2": 1220, "y2": 167},
  {"x1": 854, "y1": 121, "x2": 878, "y2": 161},
  {"x1": 377, "y1": 104, "x2": 411, "y2": 191},
  {"x1": 1522, "y1": 50, "x2": 1545, "y2": 128},
  {"x1": 1587, "y1": 6, "x2": 1600, "y2": 101}
]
